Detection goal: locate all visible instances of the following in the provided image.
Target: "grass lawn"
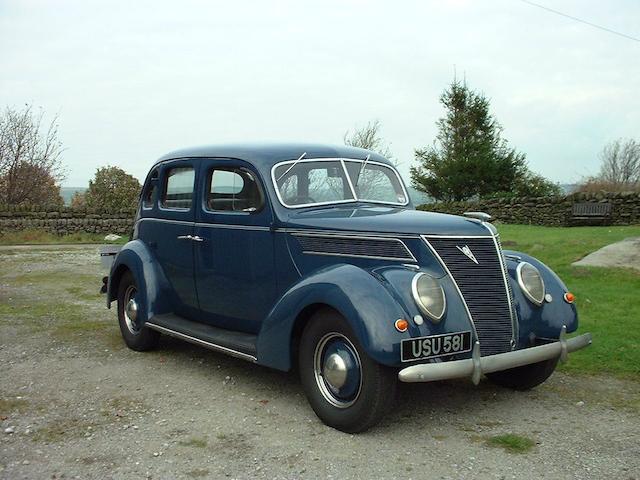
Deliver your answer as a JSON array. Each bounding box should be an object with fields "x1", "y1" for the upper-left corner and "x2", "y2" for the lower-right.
[
  {"x1": 497, "y1": 224, "x2": 640, "y2": 380},
  {"x1": 0, "y1": 229, "x2": 127, "y2": 245}
]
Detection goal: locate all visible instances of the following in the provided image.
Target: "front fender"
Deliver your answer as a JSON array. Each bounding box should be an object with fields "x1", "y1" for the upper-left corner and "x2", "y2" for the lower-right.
[
  {"x1": 256, "y1": 263, "x2": 410, "y2": 371},
  {"x1": 107, "y1": 240, "x2": 175, "y2": 323},
  {"x1": 504, "y1": 250, "x2": 578, "y2": 345}
]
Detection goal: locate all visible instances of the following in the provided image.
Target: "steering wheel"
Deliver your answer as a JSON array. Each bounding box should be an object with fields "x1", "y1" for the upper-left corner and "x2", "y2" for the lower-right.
[{"x1": 286, "y1": 195, "x2": 316, "y2": 205}]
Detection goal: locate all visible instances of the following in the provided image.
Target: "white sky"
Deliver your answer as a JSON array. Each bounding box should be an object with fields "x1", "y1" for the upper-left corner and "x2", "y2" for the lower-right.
[{"x1": 1, "y1": 0, "x2": 638, "y2": 187}]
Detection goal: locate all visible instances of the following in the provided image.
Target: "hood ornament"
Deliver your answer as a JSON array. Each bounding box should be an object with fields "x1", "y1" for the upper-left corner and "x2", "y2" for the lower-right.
[{"x1": 456, "y1": 245, "x2": 479, "y2": 264}]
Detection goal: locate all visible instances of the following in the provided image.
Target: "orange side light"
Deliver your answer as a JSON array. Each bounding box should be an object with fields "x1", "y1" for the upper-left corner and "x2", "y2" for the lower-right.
[
  {"x1": 564, "y1": 292, "x2": 575, "y2": 304},
  {"x1": 395, "y1": 319, "x2": 409, "y2": 332}
]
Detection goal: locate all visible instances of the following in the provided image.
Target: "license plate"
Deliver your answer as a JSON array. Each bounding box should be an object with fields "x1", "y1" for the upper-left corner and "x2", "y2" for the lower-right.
[{"x1": 401, "y1": 331, "x2": 472, "y2": 362}]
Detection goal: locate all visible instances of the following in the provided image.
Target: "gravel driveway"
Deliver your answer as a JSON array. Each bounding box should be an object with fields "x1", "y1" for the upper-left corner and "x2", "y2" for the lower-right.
[{"x1": 1, "y1": 245, "x2": 638, "y2": 480}]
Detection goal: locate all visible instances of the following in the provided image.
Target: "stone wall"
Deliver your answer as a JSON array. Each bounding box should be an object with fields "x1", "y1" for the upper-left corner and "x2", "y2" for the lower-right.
[
  {"x1": 0, "y1": 205, "x2": 136, "y2": 235},
  {"x1": 1, "y1": 192, "x2": 639, "y2": 235},
  {"x1": 417, "y1": 192, "x2": 640, "y2": 226}
]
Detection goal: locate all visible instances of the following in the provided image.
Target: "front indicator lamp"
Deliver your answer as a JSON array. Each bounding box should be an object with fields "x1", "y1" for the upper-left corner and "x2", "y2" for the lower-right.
[
  {"x1": 411, "y1": 273, "x2": 446, "y2": 322},
  {"x1": 516, "y1": 262, "x2": 545, "y2": 306}
]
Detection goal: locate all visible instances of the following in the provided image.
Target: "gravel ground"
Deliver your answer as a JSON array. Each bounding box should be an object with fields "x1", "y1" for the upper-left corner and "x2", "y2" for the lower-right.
[{"x1": 0, "y1": 245, "x2": 638, "y2": 480}]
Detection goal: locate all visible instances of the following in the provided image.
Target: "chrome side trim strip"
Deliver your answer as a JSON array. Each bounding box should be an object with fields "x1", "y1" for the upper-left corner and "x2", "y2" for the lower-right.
[
  {"x1": 398, "y1": 330, "x2": 592, "y2": 384},
  {"x1": 420, "y1": 235, "x2": 479, "y2": 340},
  {"x1": 292, "y1": 232, "x2": 417, "y2": 263},
  {"x1": 137, "y1": 217, "x2": 270, "y2": 231},
  {"x1": 277, "y1": 228, "x2": 419, "y2": 239},
  {"x1": 422, "y1": 233, "x2": 496, "y2": 239},
  {"x1": 145, "y1": 323, "x2": 258, "y2": 362}
]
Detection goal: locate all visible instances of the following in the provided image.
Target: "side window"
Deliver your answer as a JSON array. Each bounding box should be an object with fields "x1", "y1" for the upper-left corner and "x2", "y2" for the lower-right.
[
  {"x1": 206, "y1": 168, "x2": 263, "y2": 212},
  {"x1": 162, "y1": 166, "x2": 195, "y2": 209},
  {"x1": 142, "y1": 169, "x2": 159, "y2": 209}
]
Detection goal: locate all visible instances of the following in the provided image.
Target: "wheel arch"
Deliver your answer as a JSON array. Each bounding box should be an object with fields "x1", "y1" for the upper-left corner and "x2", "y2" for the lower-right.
[{"x1": 256, "y1": 264, "x2": 410, "y2": 372}]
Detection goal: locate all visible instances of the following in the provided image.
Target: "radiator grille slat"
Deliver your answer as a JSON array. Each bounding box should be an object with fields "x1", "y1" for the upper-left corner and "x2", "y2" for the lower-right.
[
  {"x1": 294, "y1": 234, "x2": 414, "y2": 262},
  {"x1": 425, "y1": 236, "x2": 514, "y2": 356}
]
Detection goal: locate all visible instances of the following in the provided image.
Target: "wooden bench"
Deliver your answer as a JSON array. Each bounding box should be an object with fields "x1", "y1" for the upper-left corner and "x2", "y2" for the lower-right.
[{"x1": 571, "y1": 202, "x2": 612, "y2": 225}]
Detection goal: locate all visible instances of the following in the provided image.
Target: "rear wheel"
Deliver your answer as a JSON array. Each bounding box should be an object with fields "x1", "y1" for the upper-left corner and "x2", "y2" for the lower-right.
[
  {"x1": 486, "y1": 357, "x2": 558, "y2": 391},
  {"x1": 117, "y1": 271, "x2": 159, "y2": 351},
  {"x1": 298, "y1": 309, "x2": 396, "y2": 433}
]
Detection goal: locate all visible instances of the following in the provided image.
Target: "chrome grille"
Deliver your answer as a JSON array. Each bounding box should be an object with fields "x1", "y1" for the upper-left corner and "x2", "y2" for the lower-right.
[
  {"x1": 294, "y1": 234, "x2": 415, "y2": 262},
  {"x1": 424, "y1": 236, "x2": 514, "y2": 356}
]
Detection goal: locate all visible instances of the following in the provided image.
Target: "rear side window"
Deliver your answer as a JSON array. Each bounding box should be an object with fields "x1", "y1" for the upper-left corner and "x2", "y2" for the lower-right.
[
  {"x1": 162, "y1": 166, "x2": 195, "y2": 209},
  {"x1": 207, "y1": 168, "x2": 263, "y2": 212},
  {"x1": 142, "y1": 169, "x2": 159, "y2": 209}
]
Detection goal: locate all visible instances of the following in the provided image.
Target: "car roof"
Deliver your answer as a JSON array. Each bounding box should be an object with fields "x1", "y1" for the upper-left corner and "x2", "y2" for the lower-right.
[{"x1": 154, "y1": 143, "x2": 393, "y2": 169}]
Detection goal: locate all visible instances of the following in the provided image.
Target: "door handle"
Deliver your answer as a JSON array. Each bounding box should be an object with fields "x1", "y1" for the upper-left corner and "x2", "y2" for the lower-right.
[{"x1": 177, "y1": 234, "x2": 204, "y2": 243}]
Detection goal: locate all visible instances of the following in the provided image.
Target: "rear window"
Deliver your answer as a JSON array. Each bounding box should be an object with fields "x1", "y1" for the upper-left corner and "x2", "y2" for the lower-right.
[
  {"x1": 162, "y1": 167, "x2": 195, "y2": 209},
  {"x1": 206, "y1": 168, "x2": 263, "y2": 212}
]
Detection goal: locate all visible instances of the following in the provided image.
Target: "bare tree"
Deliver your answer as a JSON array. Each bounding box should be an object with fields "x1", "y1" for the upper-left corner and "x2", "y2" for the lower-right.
[
  {"x1": 344, "y1": 120, "x2": 395, "y2": 163},
  {"x1": 597, "y1": 138, "x2": 640, "y2": 188},
  {"x1": 0, "y1": 104, "x2": 65, "y2": 205}
]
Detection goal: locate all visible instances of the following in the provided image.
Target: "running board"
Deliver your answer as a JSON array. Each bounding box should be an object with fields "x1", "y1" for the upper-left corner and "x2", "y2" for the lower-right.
[{"x1": 146, "y1": 314, "x2": 257, "y2": 363}]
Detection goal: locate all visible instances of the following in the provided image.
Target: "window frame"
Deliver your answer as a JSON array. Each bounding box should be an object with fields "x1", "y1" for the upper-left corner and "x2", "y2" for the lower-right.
[
  {"x1": 203, "y1": 166, "x2": 265, "y2": 215},
  {"x1": 159, "y1": 164, "x2": 196, "y2": 212},
  {"x1": 271, "y1": 158, "x2": 409, "y2": 209},
  {"x1": 141, "y1": 168, "x2": 159, "y2": 210}
]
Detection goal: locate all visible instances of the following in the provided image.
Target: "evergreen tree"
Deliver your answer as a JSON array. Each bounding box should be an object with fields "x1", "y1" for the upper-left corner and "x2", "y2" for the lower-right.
[{"x1": 410, "y1": 79, "x2": 557, "y2": 201}]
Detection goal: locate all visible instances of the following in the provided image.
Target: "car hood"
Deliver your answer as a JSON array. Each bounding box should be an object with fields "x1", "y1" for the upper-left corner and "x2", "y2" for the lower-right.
[{"x1": 282, "y1": 205, "x2": 492, "y2": 237}]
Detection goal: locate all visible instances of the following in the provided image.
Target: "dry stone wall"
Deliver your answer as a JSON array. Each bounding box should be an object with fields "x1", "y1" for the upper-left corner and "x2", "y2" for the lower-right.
[
  {"x1": 0, "y1": 192, "x2": 639, "y2": 235},
  {"x1": 0, "y1": 205, "x2": 136, "y2": 235},
  {"x1": 417, "y1": 192, "x2": 640, "y2": 226}
]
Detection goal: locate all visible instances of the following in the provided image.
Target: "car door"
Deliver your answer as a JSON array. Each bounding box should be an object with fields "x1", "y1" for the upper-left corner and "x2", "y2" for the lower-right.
[
  {"x1": 151, "y1": 160, "x2": 199, "y2": 316},
  {"x1": 194, "y1": 159, "x2": 276, "y2": 334}
]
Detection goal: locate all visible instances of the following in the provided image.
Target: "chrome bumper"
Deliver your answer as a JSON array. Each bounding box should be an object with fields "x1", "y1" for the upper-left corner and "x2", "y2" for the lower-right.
[{"x1": 398, "y1": 326, "x2": 592, "y2": 384}]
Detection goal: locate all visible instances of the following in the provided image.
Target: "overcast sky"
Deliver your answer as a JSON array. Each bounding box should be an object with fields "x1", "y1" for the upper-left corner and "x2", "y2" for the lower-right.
[{"x1": 1, "y1": 0, "x2": 638, "y2": 187}]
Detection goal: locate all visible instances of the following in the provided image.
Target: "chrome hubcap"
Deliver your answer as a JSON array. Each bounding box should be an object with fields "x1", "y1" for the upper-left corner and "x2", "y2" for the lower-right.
[
  {"x1": 123, "y1": 285, "x2": 140, "y2": 335},
  {"x1": 313, "y1": 333, "x2": 362, "y2": 408}
]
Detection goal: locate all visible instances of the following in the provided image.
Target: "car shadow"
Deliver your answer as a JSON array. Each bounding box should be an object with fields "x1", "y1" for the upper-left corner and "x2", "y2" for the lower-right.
[{"x1": 152, "y1": 335, "x2": 536, "y2": 432}]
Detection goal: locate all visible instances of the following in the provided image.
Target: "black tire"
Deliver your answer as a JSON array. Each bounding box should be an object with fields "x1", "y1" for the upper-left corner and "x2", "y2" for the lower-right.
[
  {"x1": 117, "y1": 271, "x2": 159, "y2": 351},
  {"x1": 298, "y1": 309, "x2": 397, "y2": 433},
  {"x1": 486, "y1": 357, "x2": 558, "y2": 391}
]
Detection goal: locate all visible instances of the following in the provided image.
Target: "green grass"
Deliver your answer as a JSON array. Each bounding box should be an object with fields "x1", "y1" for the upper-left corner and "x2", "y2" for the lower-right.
[
  {"x1": 179, "y1": 437, "x2": 208, "y2": 448},
  {"x1": 0, "y1": 229, "x2": 127, "y2": 245},
  {"x1": 497, "y1": 224, "x2": 640, "y2": 379},
  {"x1": 486, "y1": 433, "x2": 535, "y2": 453}
]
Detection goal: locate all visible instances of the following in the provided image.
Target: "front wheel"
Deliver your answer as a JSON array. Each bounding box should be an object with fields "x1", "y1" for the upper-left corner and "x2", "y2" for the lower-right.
[
  {"x1": 486, "y1": 357, "x2": 558, "y2": 391},
  {"x1": 117, "y1": 271, "x2": 159, "y2": 351},
  {"x1": 298, "y1": 309, "x2": 397, "y2": 433}
]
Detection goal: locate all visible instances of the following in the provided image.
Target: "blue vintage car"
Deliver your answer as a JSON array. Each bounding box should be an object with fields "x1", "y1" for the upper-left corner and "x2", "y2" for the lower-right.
[{"x1": 106, "y1": 143, "x2": 592, "y2": 432}]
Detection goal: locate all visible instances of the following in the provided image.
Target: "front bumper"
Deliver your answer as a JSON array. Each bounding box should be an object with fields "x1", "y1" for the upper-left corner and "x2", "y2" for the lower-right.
[{"x1": 398, "y1": 326, "x2": 592, "y2": 384}]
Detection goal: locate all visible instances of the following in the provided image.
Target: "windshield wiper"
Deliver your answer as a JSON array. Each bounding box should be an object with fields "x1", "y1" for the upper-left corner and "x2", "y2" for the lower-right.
[
  {"x1": 276, "y1": 152, "x2": 307, "y2": 182},
  {"x1": 355, "y1": 154, "x2": 371, "y2": 187}
]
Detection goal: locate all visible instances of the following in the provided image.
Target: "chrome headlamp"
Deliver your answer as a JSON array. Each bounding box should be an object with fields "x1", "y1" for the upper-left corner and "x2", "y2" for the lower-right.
[
  {"x1": 516, "y1": 262, "x2": 545, "y2": 306},
  {"x1": 411, "y1": 273, "x2": 446, "y2": 322}
]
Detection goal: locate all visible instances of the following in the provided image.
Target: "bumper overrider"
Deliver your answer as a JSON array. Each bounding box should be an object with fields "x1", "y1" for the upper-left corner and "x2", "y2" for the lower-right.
[{"x1": 398, "y1": 326, "x2": 592, "y2": 384}]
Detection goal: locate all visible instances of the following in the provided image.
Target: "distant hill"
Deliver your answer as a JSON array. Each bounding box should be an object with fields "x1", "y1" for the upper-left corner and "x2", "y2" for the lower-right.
[{"x1": 60, "y1": 187, "x2": 87, "y2": 206}]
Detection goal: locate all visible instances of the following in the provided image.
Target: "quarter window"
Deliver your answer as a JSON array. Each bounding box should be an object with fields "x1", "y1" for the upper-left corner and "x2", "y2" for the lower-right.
[
  {"x1": 207, "y1": 168, "x2": 263, "y2": 212},
  {"x1": 142, "y1": 169, "x2": 159, "y2": 209},
  {"x1": 162, "y1": 166, "x2": 195, "y2": 209}
]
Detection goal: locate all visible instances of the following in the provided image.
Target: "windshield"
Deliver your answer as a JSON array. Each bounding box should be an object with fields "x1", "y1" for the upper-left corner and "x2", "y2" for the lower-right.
[{"x1": 272, "y1": 158, "x2": 408, "y2": 208}]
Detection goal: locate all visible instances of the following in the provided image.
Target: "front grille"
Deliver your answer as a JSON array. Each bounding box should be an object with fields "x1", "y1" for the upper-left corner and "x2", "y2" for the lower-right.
[
  {"x1": 294, "y1": 234, "x2": 415, "y2": 262},
  {"x1": 424, "y1": 236, "x2": 514, "y2": 356}
]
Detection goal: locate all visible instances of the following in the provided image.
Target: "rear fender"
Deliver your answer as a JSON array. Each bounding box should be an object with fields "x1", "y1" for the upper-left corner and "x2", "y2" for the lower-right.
[
  {"x1": 107, "y1": 240, "x2": 175, "y2": 323},
  {"x1": 256, "y1": 264, "x2": 410, "y2": 371}
]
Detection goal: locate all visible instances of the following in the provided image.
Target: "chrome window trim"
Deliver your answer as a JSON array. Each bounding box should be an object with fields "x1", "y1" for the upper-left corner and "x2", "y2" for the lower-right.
[
  {"x1": 411, "y1": 272, "x2": 446, "y2": 322},
  {"x1": 270, "y1": 157, "x2": 410, "y2": 209},
  {"x1": 292, "y1": 232, "x2": 417, "y2": 263},
  {"x1": 420, "y1": 236, "x2": 479, "y2": 340},
  {"x1": 516, "y1": 261, "x2": 546, "y2": 307}
]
